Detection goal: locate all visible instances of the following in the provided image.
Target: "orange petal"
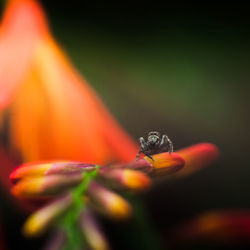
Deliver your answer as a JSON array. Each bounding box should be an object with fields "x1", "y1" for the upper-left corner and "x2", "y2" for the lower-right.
[
  {"x1": 8, "y1": 30, "x2": 138, "y2": 165},
  {"x1": 170, "y1": 210, "x2": 250, "y2": 245},
  {"x1": 144, "y1": 152, "x2": 185, "y2": 176},
  {"x1": 172, "y1": 143, "x2": 219, "y2": 178},
  {"x1": 1, "y1": 0, "x2": 138, "y2": 165},
  {"x1": 0, "y1": 0, "x2": 49, "y2": 107}
]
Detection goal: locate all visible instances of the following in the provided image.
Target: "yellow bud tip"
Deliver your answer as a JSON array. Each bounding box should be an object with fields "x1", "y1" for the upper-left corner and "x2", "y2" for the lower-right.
[
  {"x1": 122, "y1": 169, "x2": 151, "y2": 191},
  {"x1": 107, "y1": 194, "x2": 132, "y2": 219},
  {"x1": 22, "y1": 195, "x2": 72, "y2": 237},
  {"x1": 11, "y1": 178, "x2": 45, "y2": 198},
  {"x1": 23, "y1": 214, "x2": 43, "y2": 237}
]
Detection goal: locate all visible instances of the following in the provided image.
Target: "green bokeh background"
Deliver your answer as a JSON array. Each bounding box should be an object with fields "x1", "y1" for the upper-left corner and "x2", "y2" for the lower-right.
[{"x1": 0, "y1": 1, "x2": 250, "y2": 249}]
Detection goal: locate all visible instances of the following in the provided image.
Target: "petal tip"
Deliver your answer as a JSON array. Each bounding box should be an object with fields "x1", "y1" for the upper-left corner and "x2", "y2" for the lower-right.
[{"x1": 145, "y1": 152, "x2": 185, "y2": 176}]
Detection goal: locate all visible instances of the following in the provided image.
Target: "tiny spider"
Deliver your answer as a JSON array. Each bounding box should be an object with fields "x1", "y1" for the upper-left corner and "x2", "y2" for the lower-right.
[{"x1": 136, "y1": 131, "x2": 173, "y2": 160}]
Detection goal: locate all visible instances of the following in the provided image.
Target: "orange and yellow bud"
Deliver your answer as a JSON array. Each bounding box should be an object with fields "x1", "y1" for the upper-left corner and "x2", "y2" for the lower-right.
[
  {"x1": 98, "y1": 168, "x2": 151, "y2": 191},
  {"x1": 121, "y1": 169, "x2": 151, "y2": 191},
  {"x1": 87, "y1": 182, "x2": 132, "y2": 220},
  {"x1": 173, "y1": 143, "x2": 219, "y2": 178},
  {"x1": 11, "y1": 174, "x2": 83, "y2": 198},
  {"x1": 10, "y1": 162, "x2": 54, "y2": 183},
  {"x1": 145, "y1": 152, "x2": 185, "y2": 176},
  {"x1": 23, "y1": 194, "x2": 73, "y2": 236},
  {"x1": 10, "y1": 161, "x2": 97, "y2": 183}
]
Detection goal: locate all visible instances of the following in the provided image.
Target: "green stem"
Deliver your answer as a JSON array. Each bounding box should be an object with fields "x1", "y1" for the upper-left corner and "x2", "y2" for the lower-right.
[{"x1": 59, "y1": 167, "x2": 100, "y2": 250}]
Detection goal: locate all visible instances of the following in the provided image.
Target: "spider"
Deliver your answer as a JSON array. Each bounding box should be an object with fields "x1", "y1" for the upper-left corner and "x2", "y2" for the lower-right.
[{"x1": 136, "y1": 131, "x2": 173, "y2": 160}]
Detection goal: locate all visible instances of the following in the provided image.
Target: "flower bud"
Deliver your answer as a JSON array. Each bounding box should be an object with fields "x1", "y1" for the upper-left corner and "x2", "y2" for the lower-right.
[
  {"x1": 87, "y1": 181, "x2": 132, "y2": 219},
  {"x1": 145, "y1": 152, "x2": 185, "y2": 176},
  {"x1": 98, "y1": 168, "x2": 151, "y2": 191},
  {"x1": 10, "y1": 161, "x2": 97, "y2": 183},
  {"x1": 10, "y1": 162, "x2": 53, "y2": 183},
  {"x1": 12, "y1": 174, "x2": 83, "y2": 198},
  {"x1": 80, "y1": 209, "x2": 110, "y2": 250},
  {"x1": 23, "y1": 194, "x2": 73, "y2": 236}
]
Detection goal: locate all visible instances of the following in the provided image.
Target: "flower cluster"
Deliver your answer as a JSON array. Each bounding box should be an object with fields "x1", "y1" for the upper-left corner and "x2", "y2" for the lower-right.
[
  {"x1": 10, "y1": 143, "x2": 218, "y2": 249},
  {"x1": 1, "y1": 1, "x2": 234, "y2": 249}
]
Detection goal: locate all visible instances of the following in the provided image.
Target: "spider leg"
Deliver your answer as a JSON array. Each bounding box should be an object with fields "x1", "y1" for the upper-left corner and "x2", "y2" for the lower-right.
[
  {"x1": 142, "y1": 152, "x2": 154, "y2": 161},
  {"x1": 139, "y1": 137, "x2": 147, "y2": 150},
  {"x1": 160, "y1": 134, "x2": 174, "y2": 154},
  {"x1": 136, "y1": 137, "x2": 148, "y2": 159},
  {"x1": 136, "y1": 137, "x2": 154, "y2": 161},
  {"x1": 136, "y1": 150, "x2": 154, "y2": 161}
]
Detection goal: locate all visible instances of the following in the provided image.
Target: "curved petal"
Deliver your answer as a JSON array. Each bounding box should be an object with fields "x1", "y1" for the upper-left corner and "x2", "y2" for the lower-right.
[
  {"x1": 0, "y1": 0, "x2": 138, "y2": 164},
  {"x1": 0, "y1": 0, "x2": 49, "y2": 107},
  {"x1": 170, "y1": 210, "x2": 250, "y2": 245},
  {"x1": 172, "y1": 143, "x2": 219, "y2": 178}
]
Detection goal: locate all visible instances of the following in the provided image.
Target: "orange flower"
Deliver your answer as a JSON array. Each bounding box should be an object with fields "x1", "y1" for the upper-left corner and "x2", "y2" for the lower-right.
[
  {"x1": 87, "y1": 181, "x2": 132, "y2": 220},
  {"x1": 0, "y1": 0, "x2": 137, "y2": 166},
  {"x1": 10, "y1": 160, "x2": 153, "y2": 199},
  {"x1": 9, "y1": 143, "x2": 218, "y2": 246}
]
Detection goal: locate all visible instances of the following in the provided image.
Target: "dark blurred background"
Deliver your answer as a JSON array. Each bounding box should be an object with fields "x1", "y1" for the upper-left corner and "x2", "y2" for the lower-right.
[{"x1": 1, "y1": 1, "x2": 250, "y2": 249}]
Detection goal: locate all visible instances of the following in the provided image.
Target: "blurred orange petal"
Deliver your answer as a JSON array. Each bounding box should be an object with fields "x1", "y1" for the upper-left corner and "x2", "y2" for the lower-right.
[
  {"x1": 170, "y1": 210, "x2": 250, "y2": 245},
  {"x1": 0, "y1": 0, "x2": 138, "y2": 167},
  {"x1": 0, "y1": 0, "x2": 49, "y2": 107},
  {"x1": 172, "y1": 143, "x2": 219, "y2": 178}
]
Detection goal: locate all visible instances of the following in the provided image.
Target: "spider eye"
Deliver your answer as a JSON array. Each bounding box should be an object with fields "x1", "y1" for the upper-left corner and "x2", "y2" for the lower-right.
[{"x1": 148, "y1": 131, "x2": 160, "y2": 137}]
